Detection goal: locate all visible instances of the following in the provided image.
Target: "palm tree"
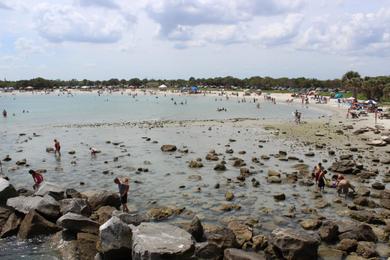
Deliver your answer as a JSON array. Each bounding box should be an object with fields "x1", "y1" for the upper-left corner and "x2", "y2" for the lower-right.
[{"x1": 342, "y1": 71, "x2": 361, "y2": 99}]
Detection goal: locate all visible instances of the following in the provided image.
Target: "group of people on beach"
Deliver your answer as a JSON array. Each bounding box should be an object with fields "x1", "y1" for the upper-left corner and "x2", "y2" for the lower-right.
[
  {"x1": 312, "y1": 162, "x2": 355, "y2": 196},
  {"x1": 26, "y1": 138, "x2": 130, "y2": 212}
]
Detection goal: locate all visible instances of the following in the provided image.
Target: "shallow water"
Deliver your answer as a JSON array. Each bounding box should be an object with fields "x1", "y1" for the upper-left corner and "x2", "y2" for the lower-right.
[{"x1": 1, "y1": 91, "x2": 350, "y2": 258}]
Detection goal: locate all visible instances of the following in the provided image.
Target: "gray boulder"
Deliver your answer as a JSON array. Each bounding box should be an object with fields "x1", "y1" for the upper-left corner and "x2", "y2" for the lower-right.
[
  {"x1": 269, "y1": 228, "x2": 320, "y2": 260},
  {"x1": 18, "y1": 210, "x2": 61, "y2": 239},
  {"x1": 330, "y1": 160, "x2": 356, "y2": 174},
  {"x1": 35, "y1": 182, "x2": 65, "y2": 200},
  {"x1": 0, "y1": 212, "x2": 22, "y2": 238},
  {"x1": 131, "y1": 222, "x2": 194, "y2": 260},
  {"x1": 60, "y1": 198, "x2": 91, "y2": 216},
  {"x1": 0, "y1": 178, "x2": 18, "y2": 205},
  {"x1": 194, "y1": 242, "x2": 222, "y2": 259},
  {"x1": 112, "y1": 210, "x2": 147, "y2": 226},
  {"x1": 161, "y1": 145, "x2": 177, "y2": 152},
  {"x1": 204, "y1": 225, "x2": 238, "y2": 250},
  {"x1": 319, "y1": 221, "x2": 339, "y2": 242},
  {"x1": 7, "y1": 195, "x2": 60, "y2": 219},
  {"x1": 82, "y1": 191, "x2": 120, "y2": 211},
  {"x1": 338, "y1": 224, "x2": 377, "y2": 242},
  {"x1": 97, "y1": 216, "x2": 132, "y2": 258},
  {"x1": 57, "y1": 212, "x2": 99, "y2": 234}
]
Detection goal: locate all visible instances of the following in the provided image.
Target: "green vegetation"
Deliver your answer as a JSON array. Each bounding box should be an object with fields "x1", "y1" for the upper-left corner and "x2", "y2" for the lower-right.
[{"x1": 1, "y1": 71, "x2": 390, "y2": 102}]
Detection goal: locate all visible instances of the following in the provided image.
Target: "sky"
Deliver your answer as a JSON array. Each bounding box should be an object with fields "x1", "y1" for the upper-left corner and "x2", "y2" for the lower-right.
[{"x1": 0, "y1": 0, "x2": 390, "y2": 80}]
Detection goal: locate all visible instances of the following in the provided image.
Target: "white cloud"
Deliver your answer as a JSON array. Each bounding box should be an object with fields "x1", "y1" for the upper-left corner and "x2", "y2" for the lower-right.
[
  {"x1": 146, "y1": 0, "x2": 305, "y2": 38},
  {"x1": 34, "y1": 3, "x2": 135, "y2": 43},
  {"x1": 297, "y1": 8, "x2": 390, "y2": 56},
  {"x1": 0, "y1": 1, "x2": 11, "y2": 9},
  {"x1": 14, "y1": 37, "x2": 43, "y2": 54},
  {"x1": 77, "y1": 0, "x2": 119, "y2": 9}
]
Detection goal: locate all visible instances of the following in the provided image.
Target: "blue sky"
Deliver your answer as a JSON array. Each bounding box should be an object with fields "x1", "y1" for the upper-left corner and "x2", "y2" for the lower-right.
[{"x1": 0, "y1": 0, "x2": 390, "y2": 80}]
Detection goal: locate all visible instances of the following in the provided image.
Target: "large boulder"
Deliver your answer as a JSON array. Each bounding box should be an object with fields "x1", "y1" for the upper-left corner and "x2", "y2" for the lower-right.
[
  {"x1": 60, "y1": 198, "x2": 92, "y2": 216},
  {"x1": 7, "y1": 195, "x2": 60, "y2": 219},
  {"x1": 77, "y1": 233, "x2": 99, "y2": 260},
  {"x1": 187, "y1": 216, "x2": 204, "y2": 242},
  {"x1": 82, "y1": 191, "x2": 120, "y2": 211},
  {"x1": 161, "y1": 145, "x2": 177, "y2": 152},
  {"x1": 35, "y1": 182, "x2": 65, "y2": 200},
  {"x1": 0, "y1": 212, "x2": 23, "y2": 238},
  {"x1": 319, "y1": 221, "x2": 339, "y2": 242},
  {"x1": 338, "y1": 224, "x2": 377, "y2": 242},
  {"x1": 91, "y1": 205, "x2": 116, "y2": 225},
  {"x1": 97, "y1": 216, "x2": 132, "y2": 258},
  {"x1": 330, "y1": 160, "x2": 356, "y2": 174},
  {"x1": 112, "y1": 211, "x2": 147, "y2": 226},
  {"x1": 227, "y1": 221, "x2": 253, "y2": 247},
  {"x1": 18, "y1": 210, "x2": 61, "y2": 239},
  {"x1": 57, "y1": 212, "x2": 99, "y2": 234},
  {"x1": 224, "y1": 248, "x2": 266, "y2": 260},
  {"x1": 0, "y1": 178, "x2": 18, "y2": 205},
  {"x1": 194, "y1": 242, "x2": 223, "y2": 259},
  {"x1": 268, "y1": 228, "x2": 320, "y2": 260},
  {"x1": 0, "y1": 206, "x2": 13, "y2": 231},
  {"x1": 131, "y1": 222, "x2": 194, "y2": 260},
  {"x1": 204, "y1": 225, "x2": 238, "y2": 250}
]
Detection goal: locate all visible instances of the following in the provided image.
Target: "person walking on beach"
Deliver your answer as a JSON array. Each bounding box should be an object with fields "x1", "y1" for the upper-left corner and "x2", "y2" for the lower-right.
[
  {"x1": 114, "y1": 177, "x2": 129, "y2": 212},
  {"x1": 54, "y1": 139, "x2": 61, "y2": 156},
  {"x1": 29, "y1": 169, "x2": 44, "y2": 190}
]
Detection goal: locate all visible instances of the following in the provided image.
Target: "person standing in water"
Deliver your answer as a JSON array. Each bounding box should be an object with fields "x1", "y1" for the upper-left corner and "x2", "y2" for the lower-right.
[
  {"x1": 54, "y1": 139, "x2": 61, "y2": 156},
  {"x1": 114, "y1": 177, "x2": 129, "y2": 212},
  {"x1": 2, "y1": 109, "x2": 7, "y2": 118},
  {"x1": 29, "y1": 169, "x2": 44, "y2": 190}
]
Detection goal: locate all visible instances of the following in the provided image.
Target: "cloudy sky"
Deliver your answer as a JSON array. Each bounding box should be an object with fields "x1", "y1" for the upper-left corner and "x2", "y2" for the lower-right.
[{"x1": 0, "y1": 0, "x2": 390, "y2": 80}]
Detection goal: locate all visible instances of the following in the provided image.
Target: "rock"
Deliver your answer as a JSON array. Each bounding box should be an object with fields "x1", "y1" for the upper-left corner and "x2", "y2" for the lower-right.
[
  {"x1": 7, "y1": 195, "x2": 60, "y2": 219},
  {"x1": 189, "y1": 160, "x2": 204, "y2": 168},
  {"x1": 204, "y1": 225, "x2": 238, "y2": 250},
  {"x1": 233, "y1": 158, "x2": 245, "y2": 167},
  {"x1": 356, "y1": 187, "x2": 370, "y2": 197},
  {"x1": 15, "y1": 159, "x2": 26, "y2": 165},
  {"x1": 380, "y1": 198, "x2": 390, "y2": 209},
  {"x1": 194, "y1": 242, "x2": 223, "y2": 259},
  {"x1": 57, "y1": 212, "x2": 99, "y2": 234},
  {"x1": 146, "y1": 206, "x2": 183, "y2": 221},
  {"x1": 0, "y1": 178, "x2": 18, "y2": 205},
  {"x1": 214, "y1": 163, "x2": 226, "y2": 171},
  {"x1": 131, "y1": 222, "x2": 194, "y2": 260},
  {"x1": 319, "y1": 221, "x2": 339, "y2": 242},
  {"x1": 77, "y1": 232, "x2": 99, "y2": 260},
  {"x1": 18, "y1": 210, "x2": 61, "y2": 239},
  {"x1": 0, "y1": 212, "x2": 22, "y2": 238},
  {"x1": 68, "y1": 150, "x2": 76, "y2": 155},
  {"x1": 337, "y1": 238, "x2": 358, "y2": 252},
  {"x1": 227, "y1": 221, "x2": 252, "y2": 247},
  {"x1": 330, "y1": 160, "x2": 356, "y2": 174},
  {"x1": 97, "y1": 216, "x2": 132, "y2": 258},
  {"x1": 112, "y1": 211, "x2": 147, "y2": 226},
  {"x1": 353, "y1": 196, "x2": 377, "y2": 207},
  {"x1": 305, "y1": 152, "x2": 315, "y2": 157},
  {"x1": 371, "y1": 182, "x2": 385, "y2": 190},
  {"x1": 252, "y1": 235, "x2": 268, "y2": 250},
  {"x1": 60, "y1": 198, "x2": 92, "y2": 216},
  {"x1": 188, "y1": 216, "x2": 204, "y2": 242},
  {"x1": 300, "y1": 219, "x2": 322, "y2": 230},
  {"x1": 349, "y1": 210, "x2": 386, "y2": 225},
  {"x1": 161, "y1": 145, "x2": 177, "y2": 152},
  {"x1": 224, "y1": 248, "x2": 266, "y2": 260},
  {"x1": 91, "y1": 206, "x2": 116, "y2": 225},
  {"x1": 65, "y1": 188, "x2": 82, "y2": 199},
  {"x1": 46, "y1": 147, "x2": 55, "y2": 153},
  {"x1": 273, "y1": 193, "x2": 286, "y2": 201},
  {"x1": 317, "y1": 246, "x2": 345, "y2": 260},
  {"x1": 2, "y1": 155, "x2": 12, "y2": 161},
  {"x1": 268, "y1": 169, "x2": 281, "y2": 177},
  {"x1": 206, "y1": 153, "x2": 219, "y2": 161},
  {"x1": 267, "y1": 176, "x2": 281, "y2": 184},
  {"x1": 0, "y1": 206, "x2": 13, "y2": 230},
  {"x1": 367, "y1": 140, "x2": 387, "y2": 146},
  {"x1": 82, "y1": 191, "x2": 120, "y2": 211},
  {"x1": 269, "y1": 228, "x2": 320, "y2": 260},
  {"x1": 338, "y1": 224, "x2": 377, "y2": 242},
  {"x1": 35, "y1": 182, "x2": 65, "y2": 200},
  {"x1": 225, "y1": 191, "x2": 234, "y2": 201},
  {"x1": 356, "y1": 241, "x2": 378, "y2": 258}
]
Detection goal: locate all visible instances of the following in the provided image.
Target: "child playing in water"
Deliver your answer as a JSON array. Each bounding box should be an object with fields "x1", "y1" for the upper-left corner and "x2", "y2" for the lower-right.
[
  {"x1": 114, "y1": 177, "x2": 129, "y2": 213},
  {"x1": 29, "y1": 169, "x2": 44, "y2": 190}
]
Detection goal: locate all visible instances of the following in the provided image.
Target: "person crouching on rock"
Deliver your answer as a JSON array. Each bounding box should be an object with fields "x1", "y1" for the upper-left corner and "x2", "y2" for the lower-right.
[
  {"x1": 337, "y1": 178, "x2": 355, "y2": 197},
  {"x1": 114, "y1": 177, "x2": 129, "y2": 213},
  {"x1": 29, "y1": 169, "x2": 44, "y2": 190}
]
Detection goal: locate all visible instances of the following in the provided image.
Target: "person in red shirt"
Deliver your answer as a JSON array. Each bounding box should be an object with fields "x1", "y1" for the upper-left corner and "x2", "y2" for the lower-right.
[
  {"x1": 54, "y1": 139, "x2": 61, "y2": 156},
  {"x1": 29, "y1": 169, "x2": 44, "y2": 190}
]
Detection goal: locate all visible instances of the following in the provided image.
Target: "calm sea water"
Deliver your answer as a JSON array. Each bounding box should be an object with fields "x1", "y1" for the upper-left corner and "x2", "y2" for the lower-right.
[{"x1": 0, "y1": 91, "x2": 336, "y2": 259}]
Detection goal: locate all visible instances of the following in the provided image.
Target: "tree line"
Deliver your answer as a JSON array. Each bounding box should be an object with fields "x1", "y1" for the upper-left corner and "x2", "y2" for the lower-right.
[{"x1": 1, "y1": 72, "x2": 390, "y2": 101}]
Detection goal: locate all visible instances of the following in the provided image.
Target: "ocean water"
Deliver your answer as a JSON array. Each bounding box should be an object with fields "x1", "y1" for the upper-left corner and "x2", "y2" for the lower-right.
[{"x1": 0, "y1": 91, "x2": 338, "y2": 258}]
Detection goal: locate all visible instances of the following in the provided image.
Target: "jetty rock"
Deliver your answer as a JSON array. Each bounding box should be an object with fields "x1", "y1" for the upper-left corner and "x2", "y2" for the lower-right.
[
  {"x1": 97, "y1": 216, "x2": 132, "y2": 258},
  {"x1": 82, "y1": 190, "x2": 120, "y2": 211},
  {"x1": 35, "y1": 182, "x2": 65, "y2": 200},
  {"x1": 57, "y1": 212, "x2": 99, "y2": 234},
  {"x1": 60, "y1": 198, "x2": 92, "y2": 216},
  {"x1": 131, "y1": 222, "x2": 194, "y2": 260},
  {"x1": 18, "y1": 210, "x2": 60, "y2": 239},
  {"x1": 7, "y1": 195, "x2": 60, "y2": 219},
  {"x1": 0, "y1": 178, "x2": 18, "y2": 205},
  {"x1": 268, "y1": 228, "x2": 320, "y2": 260}
]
